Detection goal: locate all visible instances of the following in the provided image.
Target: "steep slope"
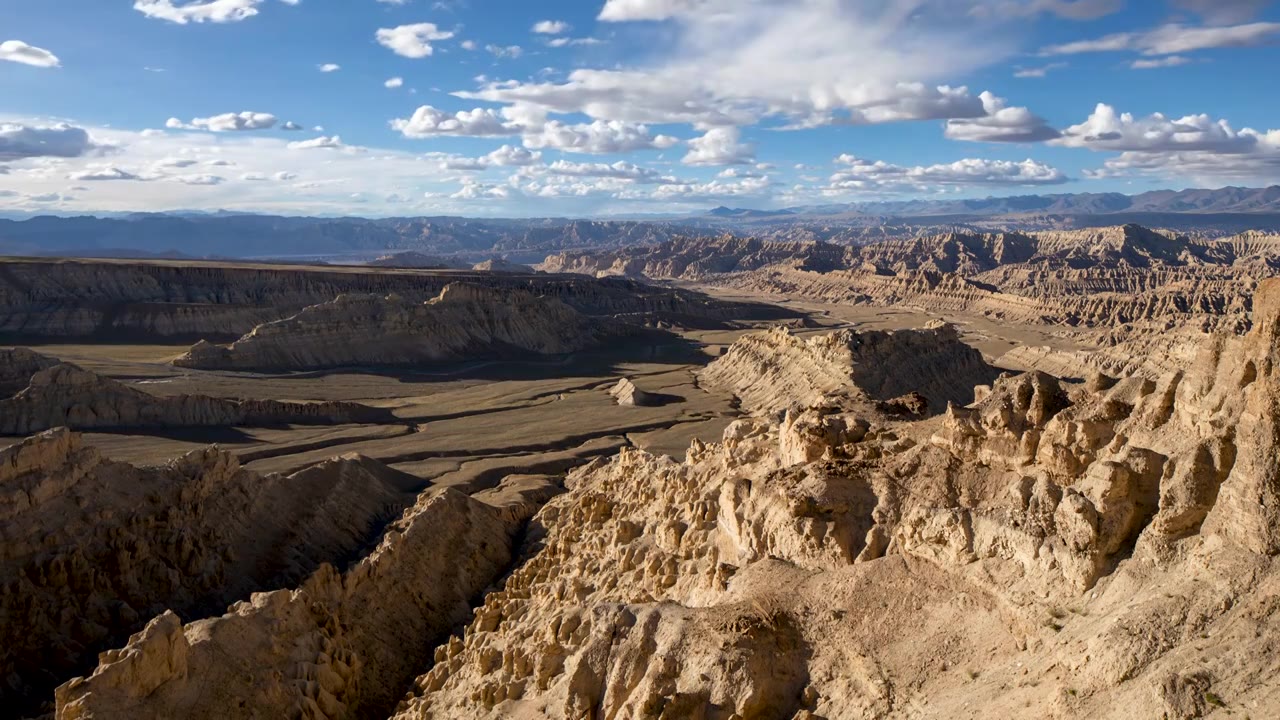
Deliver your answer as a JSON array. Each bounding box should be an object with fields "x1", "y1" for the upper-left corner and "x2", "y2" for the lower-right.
[
  {"x1": 699, "y1": 324, "x2": 997, "y2": 416},
  {"x1": 173, "y1": 282, "x2": 625, "y2": 372},
  {"x1": 0, "y1": 432, "x2": 422, "y2": 715},
  {"x1": 386, "y1": 279, "x2": 1280, "y2": 719},
  {"x1": 0, "y1": 350, "x2": 393, "y2": 435}
]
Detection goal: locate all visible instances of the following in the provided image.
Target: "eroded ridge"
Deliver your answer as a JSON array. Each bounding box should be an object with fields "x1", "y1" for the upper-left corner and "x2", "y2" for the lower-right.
[
  {"x1": 0, "y1": 432, "x2": 420, "y2": 714},
  {"x1": 0, "y1": 349, "x2": 392, "y2": 435},
  {"x1": 386, "y1": 279, "x2": 1280, "y2": 719}
]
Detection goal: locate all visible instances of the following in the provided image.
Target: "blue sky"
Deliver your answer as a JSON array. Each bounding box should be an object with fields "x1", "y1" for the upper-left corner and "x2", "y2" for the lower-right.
[{"x1": 2, "y1": 0, "x2": 1279, "y2": 217}]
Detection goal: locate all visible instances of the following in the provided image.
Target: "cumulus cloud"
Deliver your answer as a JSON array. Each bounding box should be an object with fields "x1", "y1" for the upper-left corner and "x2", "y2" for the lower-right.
[
  {"x1": 442, "y1": 144, "x2": 542, "y2": 170},
  {"x1": 286, "y1": 135, "x2": 348, "y2": 150},
  {"x1": 385, "y1": 77, "x2": 404, "y2": 89},
  {"x1": 543, "y1": 159, "x2": 678, "y2": 183},
  {"x1": 682, "y1": 127, "x2": 755, "y2": 166},
  {"x1": 943, "y1": 92, "x2": 1061, "y2": 143},
  {"x1": 0, "y1": 123, "x2": 98, "y2": 160},
  {"x1": 828, "y1": 155, "x2": 1068, "y2": 192},
  {"x1": 0, "y1": 40, "x2": 61, "y2": 68},
  {"x1": 376, "y1": 23, "x2": 455, "y2": 58},
  {"x1": 523, "y1": 120, "x2": 680, "y2": 154},
  {"x1": 532, "y1": 20, "x2": 571, "y2": 34},
  {"x1": 1054, "y1": 103, "x2": 1268, "y2": 153},
  {"x1": 69, "y1": 166, "x2": 144, "y2": 181},
  {"x1": 133, "y1": 0, "x2": 266, "y2": 24},
  {"x1": 391, "y1": 105, "x2": 514, "y2": 137},
  {"x1": 1041, "y1": 21, "x2": 1280, "y2": 56},
  {"x1": 318, "y1": 63, "x2": 341, "y2": 73},
  {"x1": 173, "y1": 174, "x2": 225, "y2": 185},
  {"x1": 169, "y1": 112, "x2": 278, "y2": 132},
  {"x1": 1056, "y1": 103, "x2": 1280, "y2": 179},
  {"x1": 281, "y1": 121, "x2": 303, "y2": 131},
  {"x1": 463, "y1": 0, "x2": 1023, "y2": 131}
]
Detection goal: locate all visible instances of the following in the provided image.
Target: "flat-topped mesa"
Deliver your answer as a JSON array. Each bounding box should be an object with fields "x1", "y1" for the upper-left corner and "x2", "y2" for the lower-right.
[
  {"x1": 0, "y1": 429, "x2": 423, "y2": 715},
  {"x1": 0, "y1": 349, "x2": 392, "y2": 436},
  {"x1": 698, "y1": 322, "x2": 997, "y2": 417},
  {"x1": 172, "y1": 282, "x2": 626, "y2": 372}
]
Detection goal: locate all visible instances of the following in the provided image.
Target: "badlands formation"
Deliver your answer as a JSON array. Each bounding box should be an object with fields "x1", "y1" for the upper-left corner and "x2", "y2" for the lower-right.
[
  {"x1": 1, "y1": 242, "x2": 1279, "y2": 719},
  {"x1": 172, "y1": 283, "x2": 622, "y2": 372}
]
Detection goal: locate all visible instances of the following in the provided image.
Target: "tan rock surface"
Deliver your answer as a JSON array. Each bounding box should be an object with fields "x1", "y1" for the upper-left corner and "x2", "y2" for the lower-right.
[
  {"x1": 173, "y1": 282, "x2": 627, "y2": 372},
  {"x1": 55, "y1": 487, "x2": 517, "y2": 720},
  {"x1": 698, "y1": 323, "x2": 996, "y2": 416},
  {"x1": 0, "y1": 349, "x2": 393, "y2": 435},
  {"x1": 0, "y1": 431, "x2": 422, "y2": 714},
  {"x1": 386, "y1": 279, "x2": 1280, "y2": 720}
]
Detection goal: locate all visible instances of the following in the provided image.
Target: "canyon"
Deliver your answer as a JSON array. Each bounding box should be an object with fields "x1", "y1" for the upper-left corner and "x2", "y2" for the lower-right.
[{"x1": 2, "y1": 225, "x2": 1279, "y2": 719}]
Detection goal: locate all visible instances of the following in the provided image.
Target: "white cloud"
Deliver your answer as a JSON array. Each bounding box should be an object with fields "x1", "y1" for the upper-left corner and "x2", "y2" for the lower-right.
[
  {"x1": 170, "y1": 112, "x2": 278, "y2": 132},
  {"x1": 523, "y1": 120, "x2": 680, "y2": 154},
  {"x1": 442, "y1": 144, "x2": 543, "y2": 170},
  {"x1": 828, "y1": 154, "x2": 1068, "y2": 192},
  {"x1": 1056, "y1": 103, "x2": 1280, "y2": 180},
  {"x1": 318, "y1": 63, "x2": 341, "y2": 72},
  {"x1": 485, "y1": 44, "x2": 523, "y2": 59},
  {"x1": 546, "y1": 37, "x2": 604, "y2": 48},
  {"x1": 69, "y1": 166, "x2": 144, "y2": 182},
  {"x1": 391, "y1": 105, "x2": 514, "y2": 137},
  {"x1": 174, "y1": 174, "x2": 225, "y2": 185},
  {"x1": 1041, "y1": 21, "x2": 1280, "y2": 56},
  {"x1": 0, "y1": 40, "x2": 61, "y2": 68},
  {"x1": 682, "y1": 127, "x2": 754, "y2": 166},
  {"x1": 462, "y1": 0, "x2": 1019, "y2": 131},
  {"x1": 385, "y1": 77, "x2": 405, "y2": 89},
  {"x1": 376, "y1": 23, "x2": 455, "y2": 58},
  {"x1": 133, "y1": 0, "x2": 266, "y2": 24},
  {"x1": 532, "y1": 20, "x2": 571, "y2": 34},
  {"x1": 281, "y1": 121, "x2": 303, "y2": 130},
  {"x1": 544, "y1": 159, "x2": 678, "y2": 183},
  {"x1": 0, "y1": 123, "x2": 98, "y2": 160},
  {"x1": 286, "y1": 135, "x2": 348, "y2": 150},
  {"x1": 943, "y1": 92, "x2": 1061, "y2": 143},
  {"x1": 1054, "y1": 103, "x2": 1268, "y2": 153},
  {"x1": 1013, "y1": 62, "x2": 1067, "y2": 78},
  {"x1": 597, "y1": 0, "x2": 701, "y2": 21},
  {"x1": 1130, "y1": 55, "x2": 1192, "y2": 69}
]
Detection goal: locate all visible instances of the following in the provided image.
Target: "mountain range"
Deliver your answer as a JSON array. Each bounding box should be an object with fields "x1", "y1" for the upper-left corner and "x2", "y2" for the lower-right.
[{"x1": 3, "y1": 186, "x2": 1279, "y2": 261}]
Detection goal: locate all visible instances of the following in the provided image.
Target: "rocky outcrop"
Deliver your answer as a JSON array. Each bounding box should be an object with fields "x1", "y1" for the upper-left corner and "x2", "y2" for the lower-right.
[
  {"x1": 173, "y1": 283, "x2": 625, "y2": 372},
  {"x1": 383, "y1": 278, "x2": 1280, "y2": 719},
  {"x1": 699, "y1": 323, "x2": 996, "y2": 416},
  {"x1": 0, "y1": 432, "x2": 423, "y2": 715},
  {"x1": 0, "y1": 350, "x2": 392, "y2": 435},
  {"x1": 0, "y1": 347, "x2": 58, "y2": 396},
  {"x1": 540, "y1": 236, "x2": 854, "y2": 280},
  {"x1": 54, "y1": 488, "x2": 517, "y2": 720},
  {"x1": 0, "y1": 257, "x2": 786, "y2": 341},
  {"x1": 608, "y1": 378, "x2": 660, "y2": 407}
]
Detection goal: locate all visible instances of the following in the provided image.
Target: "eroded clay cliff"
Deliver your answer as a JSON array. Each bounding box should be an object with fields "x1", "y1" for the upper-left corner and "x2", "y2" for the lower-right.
[
  {"x1": 173, "y1": 283, "x2": 627, "y2": 372},
  {"x1": 0, "y1": 349, "x2": 393, "y2": 435},
  {"x1": 0, "y1": 433, "x2": 422, "y2": 714},
  {"x1": 699, "y1": 323, "x2": 996, "y2": 417}
]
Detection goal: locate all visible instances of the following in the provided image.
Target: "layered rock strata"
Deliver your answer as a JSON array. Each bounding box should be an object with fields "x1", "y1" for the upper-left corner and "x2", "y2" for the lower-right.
[
  {"x1": 699, "y1": 323, "x2": 996, "y2": 416},
  {"x1": 0, "y1": 257, "x2": 785, "y2": 341},
  {"x1": 383, "y1": 279, "x2": 1280, "y2": 719},
  {"x1": 0, "y1": 350, "x2": 392, "y2": 435},
  {"x1": 0, "y1": 433, "x2": 422, "y2": 714},
  {"x1": 173, "y1": 283, "x2": 624, "y2": 372}
]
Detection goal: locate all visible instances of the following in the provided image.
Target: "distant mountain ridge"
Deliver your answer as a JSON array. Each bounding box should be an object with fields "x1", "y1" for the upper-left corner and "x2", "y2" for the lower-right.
[
  {"x1": 718, "y1": 185, "x2": 1280, "y2": 219},
  {"x1": 2, "y1": 186, "x2": 1279, "y2": 260}
]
